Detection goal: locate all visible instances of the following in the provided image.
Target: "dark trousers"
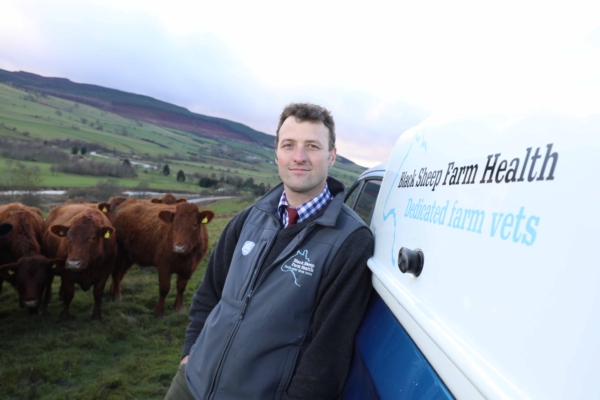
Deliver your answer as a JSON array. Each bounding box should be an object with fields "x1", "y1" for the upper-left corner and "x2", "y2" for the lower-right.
[{"x1": 165, "y1": 363, "x2": 195, "y2": 400}]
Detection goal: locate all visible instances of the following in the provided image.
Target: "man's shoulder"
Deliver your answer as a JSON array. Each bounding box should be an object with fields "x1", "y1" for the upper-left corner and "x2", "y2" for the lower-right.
[{"x1": 340, "y1": 203, "x2": 367, "y2": 223}]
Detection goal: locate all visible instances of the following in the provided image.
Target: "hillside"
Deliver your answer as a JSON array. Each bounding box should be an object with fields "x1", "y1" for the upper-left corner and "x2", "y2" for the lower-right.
[
  {"x1": 0, "y1": 69, "x2": 274, "y2": 147},
  {"x1": 0, "y1": 75, "x2": 365, "y2": 197}
]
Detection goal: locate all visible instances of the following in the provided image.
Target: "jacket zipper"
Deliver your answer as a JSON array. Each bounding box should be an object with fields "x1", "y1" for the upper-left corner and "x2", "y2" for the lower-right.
[{"x1": 206, "y1": 215, "x2": 281, "y2": 399}]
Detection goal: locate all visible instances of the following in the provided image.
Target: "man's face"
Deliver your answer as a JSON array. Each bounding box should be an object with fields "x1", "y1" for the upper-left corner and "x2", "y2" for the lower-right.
[{"x1": 276, "y1": 116, "x2": 336, "y2": 206}]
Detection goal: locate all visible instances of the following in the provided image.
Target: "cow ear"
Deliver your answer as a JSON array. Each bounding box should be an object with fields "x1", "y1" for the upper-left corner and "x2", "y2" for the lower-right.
[
  {"x1": 0, "y1": 263, "x2": 18, "y2": 280},
  {"x1": 199, "y1": 210, "x2": 215, "y2": 224},
  {"x1": 97, "y1": 203, "x2": 111, "y2": 214},
  {"x1": 100, "y1": 226, "x2": 115, "y2": 239},
  {"x1": 48, "y1": 259, "x2": 65, "y2": 275},
  {"x1": 158, "y1": 210, "x2": 175, "y2": 224},
  {"x1": 151, "y1": 198, "x2": 161, "y2": 204},
  {"x1": 177, "y1": 198, "x2": 187, "y2": 203},
  {"x1": 50, "y1": 225, "x2": 70, "y2": 238}
]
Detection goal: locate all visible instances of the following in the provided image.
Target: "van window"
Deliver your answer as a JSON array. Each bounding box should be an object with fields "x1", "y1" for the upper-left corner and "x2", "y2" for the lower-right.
[
  {"x1": 354, "y1": 180, "x2": 381, "y2": 225},
  {"x1": 345, "y1": 182, "x2": 361, "y2": 209}
]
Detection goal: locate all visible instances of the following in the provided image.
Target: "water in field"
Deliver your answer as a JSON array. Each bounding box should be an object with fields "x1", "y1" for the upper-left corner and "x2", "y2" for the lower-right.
[{"x1": 0, "y1": 190, "x2": 233, "y2": 204}]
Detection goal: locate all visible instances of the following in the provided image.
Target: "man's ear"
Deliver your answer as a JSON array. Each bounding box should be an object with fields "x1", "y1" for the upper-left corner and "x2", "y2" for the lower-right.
[{"x1": 328, "y1": 148, "x2": 337, "y2": 167}]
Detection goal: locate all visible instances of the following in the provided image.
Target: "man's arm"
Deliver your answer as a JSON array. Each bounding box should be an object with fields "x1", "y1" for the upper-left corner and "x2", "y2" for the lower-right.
[
  {"x1": 283, "y1": 226, "x2": 374, "y2": 400},
  {"x1": 181, "y1": 207, "x2": 252, "y2": 360}
]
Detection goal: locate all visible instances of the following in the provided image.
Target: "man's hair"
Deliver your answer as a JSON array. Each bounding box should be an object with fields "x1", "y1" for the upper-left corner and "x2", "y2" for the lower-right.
[{"x1": 276, "y1": 103, "x2": 336, "y2": 151}]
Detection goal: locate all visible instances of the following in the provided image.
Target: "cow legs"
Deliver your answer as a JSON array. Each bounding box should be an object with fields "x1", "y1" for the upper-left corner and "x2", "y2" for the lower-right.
[
  {"x1": 110, "y1": 257, "x2": 133, "y2": 300},
  {"x1": 92, "y1": 274, "x2": 110, "y2": 321},
  {"x1": 59, "y1": 276, "x2": 75, "y2": 321},
  {"x1": 174, "y1": 274, "x2": 190, "y2": 312},
  {"x1": 155, "y1": 267, "x2": 172, "y2": 318},
  {"x1": 43, "y1": 274, "x2": 55, "y2": 307}
]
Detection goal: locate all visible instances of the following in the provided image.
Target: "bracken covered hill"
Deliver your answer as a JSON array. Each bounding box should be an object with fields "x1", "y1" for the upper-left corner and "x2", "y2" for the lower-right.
[{"x1": 0, "y1": 69, "x2": 272, "y2": 147}]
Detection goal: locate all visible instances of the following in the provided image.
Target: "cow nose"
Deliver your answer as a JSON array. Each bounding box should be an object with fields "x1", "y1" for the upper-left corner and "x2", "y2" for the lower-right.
[
  {"x1": 24, "y1": 300, "x2": 38, "y2": 308},
  {"x1": 174, "y1": 245, "x2": 187, "y2": 254},
  {"x1": 67, "y1": 260, "x2": 82, "y2": 270}
]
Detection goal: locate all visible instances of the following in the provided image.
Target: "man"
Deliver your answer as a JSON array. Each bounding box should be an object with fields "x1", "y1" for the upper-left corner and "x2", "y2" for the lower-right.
[{"x1": 166, "y1": 103, "x2": 373, "y2": 400}]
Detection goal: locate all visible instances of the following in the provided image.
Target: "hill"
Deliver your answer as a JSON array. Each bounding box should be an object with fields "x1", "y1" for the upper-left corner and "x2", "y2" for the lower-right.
[
  {"x1": 0, "y1": 69, "x2": 274, "y2": 147},
  {"x1": 0, "y1": 73, "x2": 365, "y2": 200}
]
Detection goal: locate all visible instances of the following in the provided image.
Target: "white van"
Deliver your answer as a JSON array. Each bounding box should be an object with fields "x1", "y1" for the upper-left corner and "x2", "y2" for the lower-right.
[{"x1": 341, "y1": 110, "x2": 600, "y2": 399}]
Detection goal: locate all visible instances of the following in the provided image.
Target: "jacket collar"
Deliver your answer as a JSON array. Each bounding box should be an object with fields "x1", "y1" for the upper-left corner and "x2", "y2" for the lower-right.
[{"x1": 255, "y1": 177, "x2": 346, "y2": 228}]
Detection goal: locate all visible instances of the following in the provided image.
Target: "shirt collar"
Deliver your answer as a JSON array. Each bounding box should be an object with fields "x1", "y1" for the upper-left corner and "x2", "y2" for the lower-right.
[{"x1": 278, "y1": 183, "x2": 334, "y2": 227}]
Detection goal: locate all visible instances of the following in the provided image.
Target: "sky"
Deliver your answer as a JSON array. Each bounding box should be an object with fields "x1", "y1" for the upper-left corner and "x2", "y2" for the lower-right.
[{"x1": 1, "y1": 0, "x2": 599, "y2": 167}]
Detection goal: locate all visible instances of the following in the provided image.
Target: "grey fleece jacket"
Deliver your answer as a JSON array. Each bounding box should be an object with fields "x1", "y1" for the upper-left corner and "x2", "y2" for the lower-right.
[{"x1": 183, "y1": 179, "x2": 373, "y2": 399}]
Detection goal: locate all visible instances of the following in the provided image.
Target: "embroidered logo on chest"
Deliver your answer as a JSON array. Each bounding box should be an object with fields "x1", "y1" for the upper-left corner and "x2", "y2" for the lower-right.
[
  {"x1": 241, "y1": 241, "x2": 255, "y2": 256},
  {"x1": 280, "y1": 249, "x2": 315, "y2": 287}
]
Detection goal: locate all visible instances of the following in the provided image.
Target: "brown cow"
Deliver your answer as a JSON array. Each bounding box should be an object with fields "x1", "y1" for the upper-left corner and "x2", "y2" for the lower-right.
[
  {"x1": 42, "y1": 203, "x2": 116, "y2": 321},
  {"x1": 150, "y1": 193, "x2": 187, "y2": 205},
  {"x1": 109, "y1": 198, "x2": 214, "y2": 317},
  {"x1": 0, "y1": 203, "x2": 45, "y2": 297},
  {"x1": 0, "y1": 256, "x2": 64, "y2": 313}
]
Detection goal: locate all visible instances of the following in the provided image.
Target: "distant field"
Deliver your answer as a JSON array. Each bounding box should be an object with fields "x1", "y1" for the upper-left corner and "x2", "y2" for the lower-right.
[{"x1": 0, "y1": 83, "x2": 365, "y2": 196}]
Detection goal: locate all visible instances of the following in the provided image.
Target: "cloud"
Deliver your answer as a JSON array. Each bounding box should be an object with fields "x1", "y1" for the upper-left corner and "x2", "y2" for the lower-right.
[{"x1": 1, "y1": 0, "x2": 599, "y2": 168}]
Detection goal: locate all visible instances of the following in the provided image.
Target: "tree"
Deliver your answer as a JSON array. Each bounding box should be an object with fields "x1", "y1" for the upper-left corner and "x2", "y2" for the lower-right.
[
  {"x1": 177, "y1": 170, "x2": 186, "y2": 182},
  {"x1": 81, "y1": 146, "x2": 87, "y2": 155},
  {"x1": 71, "y1": 146, "x2": 79, "y2": 155},
  {"x1": 123, "y1": 159, "x2": 131, "y2": 167},
  {"x1": 199, "y1": 177, "x2": 217, "y2": 188},
  {"x1": 163, "y1": 164, "x2": 170, "y2": 176},
  {"x1": 0, "y1": 162, "x2": 43, "y2": 206}
]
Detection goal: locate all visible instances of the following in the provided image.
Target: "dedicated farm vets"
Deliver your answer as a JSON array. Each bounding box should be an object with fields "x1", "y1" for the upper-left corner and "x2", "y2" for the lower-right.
[{"x1": 165, "y1": 103, "x2": 374, "y2": 400}]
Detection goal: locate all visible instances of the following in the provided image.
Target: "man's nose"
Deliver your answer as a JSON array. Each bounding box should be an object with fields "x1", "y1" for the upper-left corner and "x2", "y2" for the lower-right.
[{"x1": 292, "y1": 146, "x2": 307, "y2": 162}]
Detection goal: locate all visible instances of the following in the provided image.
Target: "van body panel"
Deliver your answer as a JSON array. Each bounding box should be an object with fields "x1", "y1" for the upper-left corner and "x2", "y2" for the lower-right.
[{"x1": 367, "y1": 111, "x2": 600, "y2": 399}]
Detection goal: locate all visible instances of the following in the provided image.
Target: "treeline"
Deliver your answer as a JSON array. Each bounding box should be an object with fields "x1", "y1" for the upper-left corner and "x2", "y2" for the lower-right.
[
  {"x1": 50, "y1": 159, "x2": 138, "y2": 178},
  {"x1": 201, "y1": 175, "x2": 269, "y2": 196},
  {"x1": 0, "y1": 137, "x2": 66, "y2": 163}
]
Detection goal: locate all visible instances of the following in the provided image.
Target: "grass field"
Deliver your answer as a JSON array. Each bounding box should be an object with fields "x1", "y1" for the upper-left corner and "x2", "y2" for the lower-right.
[
  {"x1": 0, "y1": 82, "x2": 366, "y2": 196},
  {"x1": 0, "y1": 197, "x2": 254, "y2": 399}
]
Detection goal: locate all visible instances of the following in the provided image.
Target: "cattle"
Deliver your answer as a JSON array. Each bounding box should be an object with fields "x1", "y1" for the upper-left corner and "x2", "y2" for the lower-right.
[
  {"x1": 0, "y1": 223, "x2": 13, "y2": 236},
  {"x1": 0, "y1": 256, "x2": 64, "y2": 313},
  {"x1": 150, "y1": 193, "x2": 187, "y2": 205},
  {"x1": 0, "y1": 203, "x2": 45, "y2": 297},
  {"x1": 42, "y1": 203, "x2": 116, "y2": 321},
  {"x1": 108, "y1": 198, "x2": 214, "y2": 317}
]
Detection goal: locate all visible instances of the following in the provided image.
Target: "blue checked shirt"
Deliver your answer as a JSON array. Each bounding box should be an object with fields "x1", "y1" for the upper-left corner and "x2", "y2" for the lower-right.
[{"x1": 278, "y1": 183, "x2": 334, "y2": 227}]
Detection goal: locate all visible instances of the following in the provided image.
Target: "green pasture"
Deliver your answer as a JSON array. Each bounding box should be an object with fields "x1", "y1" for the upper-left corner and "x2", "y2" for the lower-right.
[
  {"x1": 0, "y1": 196, "x2": 254, "y2": 399},
  {"x1": 0, "y1": 82, "x2": 363, "y2": 194}
]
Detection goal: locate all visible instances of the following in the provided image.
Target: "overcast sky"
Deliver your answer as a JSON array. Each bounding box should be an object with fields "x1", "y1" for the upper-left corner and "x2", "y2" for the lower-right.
[{"x1": 1, "y1": 1, "x2": 599, "y2": 167}]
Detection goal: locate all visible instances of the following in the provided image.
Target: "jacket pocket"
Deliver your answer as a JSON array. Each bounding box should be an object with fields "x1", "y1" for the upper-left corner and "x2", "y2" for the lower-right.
[{"x1": 275, "y1": 344, "x2": 301, "y2": 397}]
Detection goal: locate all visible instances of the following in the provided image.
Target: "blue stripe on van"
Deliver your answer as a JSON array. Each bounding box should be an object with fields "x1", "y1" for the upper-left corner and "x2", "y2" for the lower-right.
[{"x1": 342, "y1": 292, "x2": 454, "y2": 400}]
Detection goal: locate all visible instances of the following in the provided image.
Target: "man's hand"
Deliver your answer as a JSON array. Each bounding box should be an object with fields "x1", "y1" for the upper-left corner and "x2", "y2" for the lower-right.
[{"x1": 180, "y1": 355, "x2": 189, "y2": 365}]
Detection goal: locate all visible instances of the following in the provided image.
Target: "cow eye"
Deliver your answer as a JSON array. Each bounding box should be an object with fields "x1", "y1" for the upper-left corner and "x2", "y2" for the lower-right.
[
  {"x1": 90, "y1": 235, "x2": 97, "y2": 241},
  {"x1": 193, "y1": 223, "x2": 198, "y2": 228}
]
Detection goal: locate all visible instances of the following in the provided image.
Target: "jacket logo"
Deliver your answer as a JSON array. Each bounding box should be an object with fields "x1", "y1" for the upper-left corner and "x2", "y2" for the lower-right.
[
  {"x1": 280, "y1": 250, "x2": 315, "y2": 287},
  {"x1": 242, "y1": 241, "x2": 255, "y2": 256}
]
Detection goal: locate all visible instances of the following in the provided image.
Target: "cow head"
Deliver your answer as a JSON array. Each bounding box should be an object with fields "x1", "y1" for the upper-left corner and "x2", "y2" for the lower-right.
[
  {"x1": 0, "y1": 255, "x2": 64, "y2": 308},
  {"x1": 158, "y1": 202, "x2": 214, "y2": 255},
  {"x1": 0, "y1": 208, "x2": 43, "y2": 258},
  {"x1": 0, "y1": 223, "x2": 13, "y2": 236},
  {"x1": 50, "y1": 216, "x2": 115, "y2": 271},
  {"x1": 151, "y1": 194, "x2": 187, "y2": 205}
]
